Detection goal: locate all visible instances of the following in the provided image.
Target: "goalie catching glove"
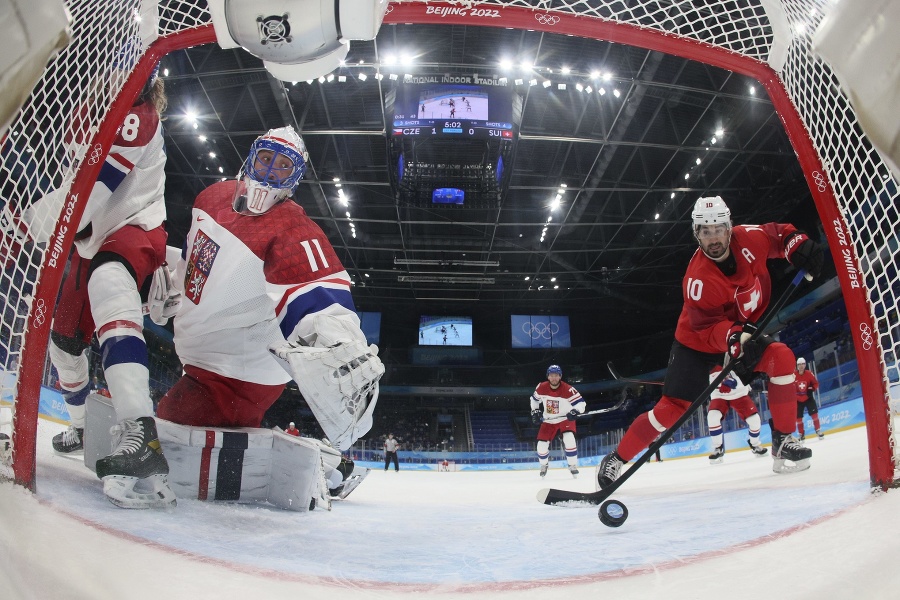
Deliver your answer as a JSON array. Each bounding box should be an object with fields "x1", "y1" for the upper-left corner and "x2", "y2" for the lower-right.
[
  {"x1": 270, "y1": 337, "x2": 384, "y2": 451},
  {"x1": 145, "y1": 262, "x2": 182, "y2": 326}
]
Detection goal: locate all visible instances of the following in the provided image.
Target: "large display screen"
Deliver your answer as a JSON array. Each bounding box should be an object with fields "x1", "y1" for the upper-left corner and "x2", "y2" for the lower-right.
[
  {"x1": 419, "y1": 316, "x2": 473, "y2": 346},
  {"x1": 510, "y1": 315, "x2": 571, "y2": 348},
  {"x1": 392, "y1": 83, "x2": 516, "y2": 139}
]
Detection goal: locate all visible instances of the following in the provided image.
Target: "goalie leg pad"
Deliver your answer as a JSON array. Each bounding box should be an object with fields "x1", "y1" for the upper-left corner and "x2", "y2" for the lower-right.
[
  {"x1": 156, "y1": 420, "x2": 325, "y2": 512},
  {"x1": 270, "y1": 339, "x2": 385, "y2": 451}
]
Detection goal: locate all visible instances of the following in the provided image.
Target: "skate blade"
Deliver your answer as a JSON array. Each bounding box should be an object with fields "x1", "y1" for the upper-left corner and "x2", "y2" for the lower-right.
[
  {"x1": 53, "y1": 449, "x2": 85, "y2": 458},
  {"x1": 772, "y1": 457, "x2": 811, "y2": 474},
  {"x1": 752, "y1": 450, "x2": 769, "y2": 457},
  {"x1": 102, "y1": 473, "x2": 177, "y2": 509},
  {"x1": 708, "y1": 457, "x2": 724, "y2": 465}
]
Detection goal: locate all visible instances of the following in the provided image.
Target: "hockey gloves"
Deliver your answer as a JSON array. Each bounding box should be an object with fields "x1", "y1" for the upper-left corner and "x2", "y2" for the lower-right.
[
  {"x1": 531, "y1": 408, "x2": 542, "y2": 424},
  {"x1": 566, "y1": 409, "x2": 579, "y2": 421},
  {"x1": 784, "y1": 232, "x2": 824, "y2": 279},
  {"x1": 147, "y1": 263, "x2": 182, "y2": 326},
  {"x1": 726, "y1": 322, "x2": 762, "y2": 382}
]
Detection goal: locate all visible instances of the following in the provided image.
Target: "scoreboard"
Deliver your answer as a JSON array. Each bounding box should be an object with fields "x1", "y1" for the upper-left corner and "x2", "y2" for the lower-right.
[
  {"x1": 391, "y1": 82, "x2": 517, "y2": 140},
  {"x1": 392, "y1": 118, "x2": 515, "y2": 139}
]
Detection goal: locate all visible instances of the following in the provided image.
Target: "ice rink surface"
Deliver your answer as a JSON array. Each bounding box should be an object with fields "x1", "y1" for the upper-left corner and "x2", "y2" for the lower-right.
[{"x1": 3, "y1": 419, "x2": 900, "y2": 599}]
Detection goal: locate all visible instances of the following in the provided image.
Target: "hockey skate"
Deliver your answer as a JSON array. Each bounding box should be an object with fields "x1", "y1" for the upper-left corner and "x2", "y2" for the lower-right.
[
  {"x1": 52, "y1": 426, "x2": 84, "y2": 454},
  {"x1": 96, "y1": 417, "x2": 176, "y2": 509},
  {"x1": 708, "y1": 445, "x2": 725, "y2": 464},
  {"x1": 596, "y1": 451, "x2": 624, "y2": 490},
  {"x1": 817, "y1": 431, "x2": 825, "y2": 440},
  {"x1": 769, "y1": 419, "x2": 811, "y2": 473},
  {"x1": 748, "y1": 439, "x2": 768, "y2": 457},
  {"x1": 539, "y1": 464, "x2": 548, "y2": 478},
  {"x1": 568, "y1": 465, "x2": 579, "y2": 478}
]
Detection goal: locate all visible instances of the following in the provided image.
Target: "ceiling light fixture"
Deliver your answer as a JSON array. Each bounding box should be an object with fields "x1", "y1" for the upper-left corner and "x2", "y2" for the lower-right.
[
  {"x1": 394, "y1": 258, "x2": 500, "y2": 267},
  {"x1": 399, "y1": 275, "x2": 495, "y2": 284}
]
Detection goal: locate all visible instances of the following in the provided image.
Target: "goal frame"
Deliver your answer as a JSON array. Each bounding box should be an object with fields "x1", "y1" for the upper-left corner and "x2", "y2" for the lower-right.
[{"x1": 6, "y1": 0, "x2": 895, "y2": 492}]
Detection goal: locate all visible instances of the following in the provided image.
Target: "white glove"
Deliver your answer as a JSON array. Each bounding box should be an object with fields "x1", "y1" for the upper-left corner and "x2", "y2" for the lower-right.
[
  {"x1": 270, "y1": 339, "x2": 384, "y2": 451},
  {"x1": 147, "y1": 263, "x2": 182, "y2": 325}
]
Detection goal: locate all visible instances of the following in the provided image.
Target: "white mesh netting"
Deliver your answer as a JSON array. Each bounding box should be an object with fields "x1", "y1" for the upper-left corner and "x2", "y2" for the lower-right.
[{"x1": 2, "y1": 0, "x2": 897, "y2": 486}]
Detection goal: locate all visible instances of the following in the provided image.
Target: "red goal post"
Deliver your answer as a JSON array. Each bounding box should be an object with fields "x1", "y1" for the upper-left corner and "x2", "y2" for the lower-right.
[{"x1": 1, "y1": 0, "x2": 897, "y2": 492}]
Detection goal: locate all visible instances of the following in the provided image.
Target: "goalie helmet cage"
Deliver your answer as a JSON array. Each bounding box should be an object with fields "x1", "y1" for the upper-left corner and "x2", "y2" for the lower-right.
[{"x1": 1, "y1": 0, "x2": 897, "y2": 491}]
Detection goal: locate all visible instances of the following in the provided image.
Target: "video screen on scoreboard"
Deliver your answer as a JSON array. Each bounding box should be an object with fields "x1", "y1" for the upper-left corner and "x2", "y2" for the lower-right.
[
  {"x1": 357, "y1": 311, "x2": 381, "y2": 345},
  {"x1": 392, "y1": 83, "x2": 516, "y2": 139},
  {"x1": 510, "y1": 315, "x2": 571, "y2": 349},
  {"x1": 418, "y1": 316, "x2": 473, "y2": 346}
]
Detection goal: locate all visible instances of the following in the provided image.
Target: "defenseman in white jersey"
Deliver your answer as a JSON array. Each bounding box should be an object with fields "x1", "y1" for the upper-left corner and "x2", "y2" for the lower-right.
[
  {"x1": 157, "y1": 126, "x2": 383, "y2": 453},
  {"x1": 33, "y1": 55, "x2": 175, "y2": 509},
  {"x1": 706, "y1": 365, "x2": 768, "y2": 464},
  {"x1": 530, "y1": 365, "x2": 585, "y2": 477}
]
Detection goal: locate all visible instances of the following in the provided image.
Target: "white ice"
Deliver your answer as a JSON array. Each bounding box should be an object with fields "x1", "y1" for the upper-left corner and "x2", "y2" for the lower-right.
[{"x1": 2, "y1": 419, "x2": 900, "y2": 599}]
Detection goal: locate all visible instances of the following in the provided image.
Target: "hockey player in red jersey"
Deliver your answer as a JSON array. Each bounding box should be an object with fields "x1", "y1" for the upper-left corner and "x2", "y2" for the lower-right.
[
  {"x1": 794, "y1": 357, "x2": 823, "y2": 440},
  {"x1": 597, "y1": 196, "x2": 825, "y2": 487},
  {"x1": 531, "y1": 364, "x2": 585, "y2": 477},
  {"x1": 706, "y1": 365, "x2": 768, "y2": 464}
]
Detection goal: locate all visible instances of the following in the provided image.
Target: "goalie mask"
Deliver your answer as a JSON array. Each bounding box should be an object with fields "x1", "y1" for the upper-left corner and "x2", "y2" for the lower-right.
[{"x1": 233, "y1": 126, "x2": 309, "y2": 215}]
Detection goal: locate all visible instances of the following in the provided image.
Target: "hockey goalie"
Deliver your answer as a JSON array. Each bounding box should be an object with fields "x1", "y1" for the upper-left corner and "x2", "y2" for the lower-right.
[{"x1": 147, "y1": 126, "x2": 382, "y2": 510}]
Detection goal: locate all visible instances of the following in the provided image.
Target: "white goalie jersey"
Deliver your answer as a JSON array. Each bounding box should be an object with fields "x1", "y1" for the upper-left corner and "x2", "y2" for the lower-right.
[{"x1": 173, "y1": 180, "x2": 358, "y2": 385}]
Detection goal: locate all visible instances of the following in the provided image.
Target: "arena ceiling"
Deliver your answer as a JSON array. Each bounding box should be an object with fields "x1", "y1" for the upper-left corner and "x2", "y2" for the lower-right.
[{"x1": 159, "y1": 22, "x2": 821, "y2": 344}]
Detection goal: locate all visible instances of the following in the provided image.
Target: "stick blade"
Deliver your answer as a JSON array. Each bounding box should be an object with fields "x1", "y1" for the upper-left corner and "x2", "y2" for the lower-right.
[{"x1": 537, "y1": 487, "x2": 606, "y2": 506}]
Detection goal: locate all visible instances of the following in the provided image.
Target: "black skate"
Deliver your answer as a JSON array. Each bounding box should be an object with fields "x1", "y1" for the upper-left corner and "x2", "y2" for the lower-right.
[
  {"x1": 708, "y1": 445, "x2": 725, "y2": 464},
  {"x1": 0, "y1": 432, "x2": 10, "y2": 465},
  {"x1": 817, "y1": 431, "x2": 825, "y2": 440},
  {"x1": 748, "y1": 439, "x2": 768, "y2": 457},
  {"x1": 96, "y1": 417, "x2": 176, "y2": 509},
  {"x1": 568, "y1": 465, "x2": 579, "y2": 478},
  {"x1": 769, "y1": 419, "x2": 811, "y2": 473},
  {"x1": 539, "y1": 464, "x2": 548, "y2": 478},
  {"x1": 52, "y1": 426, "x2": 84, "y2": 454},
  {"x1": 596, "y1": 451, "x2": 624, "y2": 490}
]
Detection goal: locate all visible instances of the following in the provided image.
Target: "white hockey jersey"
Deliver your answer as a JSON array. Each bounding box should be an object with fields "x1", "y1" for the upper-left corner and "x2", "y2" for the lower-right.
[
  {"x1": 530, "y1": 380, "x2": 584, "y2": 424},
  {"x1": 24, "y1": 101, "x2": 166, "y2": 257},
  {"x1": 75, "y1": 101, "x2": 167, "y2": 257},
  {"x1": 173, "y1": 180, "x2": 357, "y2": 385}
]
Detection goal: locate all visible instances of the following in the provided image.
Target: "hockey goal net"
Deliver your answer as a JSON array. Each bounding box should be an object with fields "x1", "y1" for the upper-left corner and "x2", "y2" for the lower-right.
[{"x1": 1, "y1": 0, "x2": 897, "y2": 491}]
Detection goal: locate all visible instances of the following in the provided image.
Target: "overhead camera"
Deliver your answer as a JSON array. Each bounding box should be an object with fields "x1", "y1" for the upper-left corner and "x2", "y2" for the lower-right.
[{"x1": 209, "y1": 0, "x2": 389, "y2": 82}]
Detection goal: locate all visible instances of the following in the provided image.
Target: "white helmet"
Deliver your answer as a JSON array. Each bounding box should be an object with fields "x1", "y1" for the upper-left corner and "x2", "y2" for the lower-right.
[
  {"x1": 692, "y1": 196, "x2": 731, "y2": 228},
  {"x1": 289, "y1": 422, "x2": 295, "y2": 428},
  {"x1": 797, "y1": 357, "x2": 807, "y2": 366},
  {"x1": 233, "y1": 126, "x2": 309, "y2": 215}
]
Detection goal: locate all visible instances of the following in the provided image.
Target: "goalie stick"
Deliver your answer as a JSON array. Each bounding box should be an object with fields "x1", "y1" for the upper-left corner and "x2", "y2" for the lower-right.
[
  {"x1": 607, "y1": 361, "x2": 665, "y2": 386},
  {"x1": 537, "y1": 270, "x2": 807, "y2": 506}
]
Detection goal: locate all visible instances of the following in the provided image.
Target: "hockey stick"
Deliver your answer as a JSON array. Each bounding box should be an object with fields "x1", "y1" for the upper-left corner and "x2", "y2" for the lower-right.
[
  {"x1": 572, "y1": 397, "x2": 628, "y2": 418},
  {"x1": 607, "y1": 361, "x2": 665, "y2": 386},
  {"x1": 537, "y1": 269, "x2": 808, "y2": 506}
]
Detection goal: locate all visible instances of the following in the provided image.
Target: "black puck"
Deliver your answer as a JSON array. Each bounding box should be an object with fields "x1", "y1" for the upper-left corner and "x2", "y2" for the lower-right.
[{"x1": 598, "y1": 499, "x2": 628, "y2": 527}]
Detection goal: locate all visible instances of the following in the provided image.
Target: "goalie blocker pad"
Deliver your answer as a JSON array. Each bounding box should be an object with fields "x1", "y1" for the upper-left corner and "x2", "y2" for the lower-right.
[{"x1": 270, "y1": 338, "x2": 384, "y2": 451}]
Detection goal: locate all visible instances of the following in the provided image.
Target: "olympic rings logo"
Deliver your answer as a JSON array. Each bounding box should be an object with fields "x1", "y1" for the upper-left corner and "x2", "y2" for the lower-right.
[
  {"x1": 858, "y1": 322, "x2": 874, "y2": 351},
  {"x1": 32, "y1": 298, "x2": 47, "y2": 328},
  {"x1": 87, "y1": 143, "x2": 104, "y2": 166},
  {"x1": 522, "y1": 320, "x2": 560, "y2": 339},
  {"x1": 535, "y1": 13, "x2": 560, "y2": 25},
  {"x1": 811, "y1": 170, "x2": 828, "y2": 193}
]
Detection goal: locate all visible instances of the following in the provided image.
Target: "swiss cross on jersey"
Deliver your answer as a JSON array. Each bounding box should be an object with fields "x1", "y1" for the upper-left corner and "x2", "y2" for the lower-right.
[
  {"x1": 185, "y1": 230, "x2": 220, "y2": 303},
  {"x1": 734, "y1": 276, "x2": 763, "y2": 321},
  {"x1": 797, "y1": 381, "x2": 809, "y2": 393}
]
